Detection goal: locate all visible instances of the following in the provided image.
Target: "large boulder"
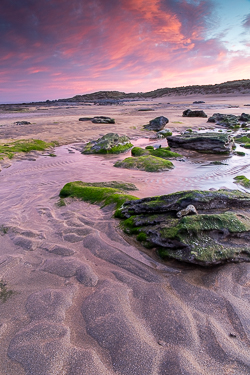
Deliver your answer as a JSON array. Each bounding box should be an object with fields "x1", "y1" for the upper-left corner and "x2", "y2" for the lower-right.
[
  {"x1": 118, "y1": 189, "x2": 250, "y2": 266},
  {"x1": 143, "y1": 116, "x2": 169, "y2": 131},
  {"x1": 183, "y1": 109, "x2": 207, "y2": 118},
  {"x1": 167, "y1": 132, "x2": 234, "y2": 154},
  {"x1": 82, "y1": 133, "x2": 133, "y2": 154}
]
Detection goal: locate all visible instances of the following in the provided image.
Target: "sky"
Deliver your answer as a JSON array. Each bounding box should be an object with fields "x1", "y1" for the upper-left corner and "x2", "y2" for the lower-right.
[{"x1": 0, "y1": 0, "x2": 250, "y2": 103}]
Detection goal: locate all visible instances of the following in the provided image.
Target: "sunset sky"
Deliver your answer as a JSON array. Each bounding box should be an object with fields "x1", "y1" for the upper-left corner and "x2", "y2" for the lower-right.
[{"x1": 1, "y1": 0, "x2": 250, "y2": 103}]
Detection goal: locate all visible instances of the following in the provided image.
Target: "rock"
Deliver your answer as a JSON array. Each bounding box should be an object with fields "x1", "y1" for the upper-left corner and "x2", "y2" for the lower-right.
[
  {"x1": 79, "y1": 116, "x2": 115, "y2": 123},
  {"x1": 182, "y1": 109, "x2": 207, "y2": 118},
  {"x1": 82, "y1": 133, "x2": 133, "y2": 154},
  {"x1": 92, "y1": 116, "x2": 115, "y2": 124},
  {"x1": 117, "y1": 189, "x2": 250, "y2": 266},
  {"x1": 167, "y1": 132, "x2": 234, "y2": 154},
  {"x1": 193, "y1": 101, "x2": 205, "y2": 104},
  {"x1": 14, "y1": 121, "x2": 31, "y2": 125},
  {"x1": 207, "y1": 113, "x2": 239, "y2": 127},
  {"x1": 176, "y1": 205, "x2": 198, "y2": 218},
  {"x1": 114, "y1": 155, "x2": 174, "y2": 172},
  {"x1": 79, "y1": 117, "x2": 93, "y2": 121},
  {"x1": 156, "y1": 129, "x2": 172, "y2": 138},
  {"x1": 239, "y1": 113, "x2": 250, "y2": 122},
  {"x1": 143, "y1": 116, "x2": 169, "y2": 131}
]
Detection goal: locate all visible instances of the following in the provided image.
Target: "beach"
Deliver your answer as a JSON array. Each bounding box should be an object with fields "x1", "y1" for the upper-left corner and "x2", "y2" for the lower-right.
[{"x1": 1, "y1": 93, "x2": 250, "y2": 374}]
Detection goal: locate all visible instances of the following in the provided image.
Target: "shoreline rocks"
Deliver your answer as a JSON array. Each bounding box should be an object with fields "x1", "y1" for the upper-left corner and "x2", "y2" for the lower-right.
[
  {"x1": 143, "y1": 116, "x2": 169, "y2": 131},
  {"x1": 118, "y1": 189, "x2": 250, "y2": 266},
  {"x1": 82, "y1": 133, "x2": 133, "y2": 154},
  {"x1": 183, "y1": 109, "x2": 207, "y2": 118},
  {"x1": 167, "y1": 132, "x2": 234, "y2": 154}
]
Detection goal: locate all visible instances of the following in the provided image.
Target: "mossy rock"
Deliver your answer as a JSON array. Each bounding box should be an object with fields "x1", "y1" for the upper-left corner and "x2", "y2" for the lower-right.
[
  {"x1": 116, "y1": 189, "x2": 250, "y2": 266},
  {"x1": 82, "y1": 133, "x2": 133, "y2": 154},
  {"x1": 234, "y1": 175, "x2": 250, "y2": 188},
  {"x1": 114, "y1": 155, "x2": 174, "y2": 172},
  {"x1": 131, "y1": 146, "x2": 181, "y2": 159},
  {"x1": 59, "y1": 181, "x2": 138, "y2": 209}
]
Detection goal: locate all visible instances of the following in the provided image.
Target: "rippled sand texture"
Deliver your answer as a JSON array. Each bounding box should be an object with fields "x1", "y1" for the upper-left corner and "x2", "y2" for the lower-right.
[{"x1": 1, "y1": 94, "x2": 250, "y2": 374}]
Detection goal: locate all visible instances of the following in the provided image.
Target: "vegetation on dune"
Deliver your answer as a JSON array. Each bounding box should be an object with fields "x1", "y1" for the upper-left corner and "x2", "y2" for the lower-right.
[
  {"x1": 114, "y1": 155, "x2": 174, "y2": 172},
  {"x1": 59, "y1": 181, "x2": 138, "y2": 209},
  {"x1": 0, "y1": 139, "x2": 58, "y2": 159}
]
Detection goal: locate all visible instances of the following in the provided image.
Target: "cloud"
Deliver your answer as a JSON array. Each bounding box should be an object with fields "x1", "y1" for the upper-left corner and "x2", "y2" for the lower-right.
[
  {"x1": 243, "y1": 13, "x2": 250, "y2": 28},
  {"x1": 0, "y1": 0, "x2": 249, "y2": 102}
]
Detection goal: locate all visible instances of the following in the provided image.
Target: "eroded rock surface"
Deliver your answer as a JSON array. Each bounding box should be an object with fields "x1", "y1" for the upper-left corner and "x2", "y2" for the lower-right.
[
  {"x1": 118, "y1": 189, "x2": 250, "y2": 266},
  {"x1": 167, "y1": 132, "x2": 234, "y2": 154},
  {"x1": 82, "y1": 133, "x2": 133, "y2": 154}
]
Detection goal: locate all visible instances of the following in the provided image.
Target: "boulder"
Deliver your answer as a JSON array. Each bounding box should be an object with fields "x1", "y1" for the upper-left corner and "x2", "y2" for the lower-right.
[
  {"x1": 114, "y1": 155, "x2": 174, "y2": 172},
  {"x1": 118, "y1": 189, "x2": 250, "y2": 266},
  {"x1": 166, "y1": 132, "x2": 234, "y2": 154},
  {"x1": 182, "y1": 109, "x2": 207, "y2": 118},
  {"x1": 82, "y1": 133, "x2": 133, "y2": 154},
  {"x1": 143, "y1": 116, "x2": 169, "y2": 131},
  {"x1": 239, "y1": 113, "x2": 250, "y2": 122},
  {"x1": 207, "y1": 113, "x2": 239, "y2": 127},
  {"x1": 193, "y1": 101, "x2": 205, "y2": 104}
]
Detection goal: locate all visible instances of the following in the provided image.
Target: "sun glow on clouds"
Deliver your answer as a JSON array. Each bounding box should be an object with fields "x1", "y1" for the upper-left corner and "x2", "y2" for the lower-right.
[{"x1": 0, "y1": 0, "x2": 249, "y2": 102}]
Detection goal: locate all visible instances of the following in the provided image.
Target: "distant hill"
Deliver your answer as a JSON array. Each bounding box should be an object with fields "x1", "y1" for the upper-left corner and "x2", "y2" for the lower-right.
[{"x1": 58, "y1": 79, "x2": 250, "y2": 102}]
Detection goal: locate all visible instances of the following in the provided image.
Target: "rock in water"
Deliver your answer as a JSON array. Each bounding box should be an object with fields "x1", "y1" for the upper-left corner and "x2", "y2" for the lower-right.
[
  {"x1": 117, "y1": 189, "x2": 250, "y2": 266},
  {"x1": 82, "y1": 133, "x2": 133, "y2": 154},
  {"x1": 182, "y1": 109, "x2": 207, "y2": 118},
  {"x1": 143, "y1": 116, "x2": 169, "y2": 131},
  {"x1": 167, "y1": 132, "x2": 234, "y2": 154}
]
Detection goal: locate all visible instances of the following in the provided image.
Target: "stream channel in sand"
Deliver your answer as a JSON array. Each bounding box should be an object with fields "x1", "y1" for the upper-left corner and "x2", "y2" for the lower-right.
[{"x1": 1, "y1": 114, "x2": 250, "y2": 373}]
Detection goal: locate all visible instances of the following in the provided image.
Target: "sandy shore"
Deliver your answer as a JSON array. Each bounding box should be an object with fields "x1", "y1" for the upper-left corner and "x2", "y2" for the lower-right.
[{"x1": 1, "y1": 94, "x2": 250, "y2": 375}]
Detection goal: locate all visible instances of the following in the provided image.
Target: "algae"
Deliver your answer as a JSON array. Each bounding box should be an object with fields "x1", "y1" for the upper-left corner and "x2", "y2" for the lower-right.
[
  {"x1": 114, "y1": 155, "x2": 174, "y2": 172},
  {"x1": 59, "y1": 181, "x2": 138, "y2": 209},
  {"x1": 0, "y1": 280, "x2": 14, "y2": 302},
  {"x1": 0, "y1": 139, "x2": 58, "y2": 159},
  {"x1": 234, "y1": 175, "x2": 250, "y2": 188}
]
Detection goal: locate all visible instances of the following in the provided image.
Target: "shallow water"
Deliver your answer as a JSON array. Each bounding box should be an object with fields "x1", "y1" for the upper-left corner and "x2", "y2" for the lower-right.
[{"x1": 1, "y1": 139, "x2": 250, "y2": 375}]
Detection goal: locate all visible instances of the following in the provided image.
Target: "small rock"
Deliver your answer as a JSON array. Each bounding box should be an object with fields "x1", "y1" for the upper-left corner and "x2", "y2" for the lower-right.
[
  {"x1": 183, "y1": 109, "x2": 207, "y2": 118},
  {"x1": 229, "y1": 333, "x2": 237, "y2": 338},
  {"x1": 176, "y1": 205, "x2": 198, "y2": 218},
  {"x1": 143, "y1": 116, "x2": 169, "y2": 131},
  {"x1": 14, "y1": 121, "x2": 31, "y2": 125},
  {"x1": 158, "y1": 340, "x2": 167, "y2": 346}
]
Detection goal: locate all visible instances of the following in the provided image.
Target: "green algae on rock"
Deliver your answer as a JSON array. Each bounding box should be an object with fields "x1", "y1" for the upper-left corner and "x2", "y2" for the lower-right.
[
  {"x1": 117, "y1": 189, "x2": 250, "y2": 266},
  {"x1": 59, "y1": 181, "x2": 138, "y2": 209},
  {"x1": 234, "y1": 175, "x2": 250, "y2": 188},
  {"x1": 114, "y1": 155, "x2": 174, "y2": 172},
  {"x1": 0, "y1": 139, "x2": 58, "y2": 159},
  {"x1": 131, "y1": 146, "x2": 181, "y2": 159},
  {"x1": 82, "y1": 133, "x2": 133, "y2": 154}
]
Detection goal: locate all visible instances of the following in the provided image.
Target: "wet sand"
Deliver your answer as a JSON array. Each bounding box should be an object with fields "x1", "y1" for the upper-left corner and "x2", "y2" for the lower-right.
[{"x1": 1, "y1": 94, "x2": 250, "y2": 374}]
